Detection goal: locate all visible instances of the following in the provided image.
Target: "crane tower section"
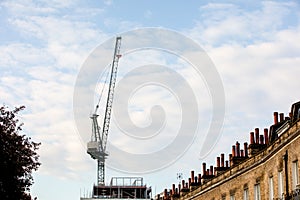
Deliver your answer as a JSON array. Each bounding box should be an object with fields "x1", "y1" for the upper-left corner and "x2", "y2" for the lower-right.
[{"x1": 87, "y1": 36, "x2": 122, "y2": 186}]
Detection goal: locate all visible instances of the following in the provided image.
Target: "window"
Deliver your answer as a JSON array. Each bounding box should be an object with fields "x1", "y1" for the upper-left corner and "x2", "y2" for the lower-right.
[
  {"x1": 243, "y1": 188, "x2": 249, "y2": 200},
  {"x1": 278, "y1": 171, "x2": 284, "y2": 198},
  {"x1": 269, "y1": 176, "x2": 274, "y2": 200},
  {"x1": 292, "y1": 161, "x2": 299, "y2": 189},
  {"x1": 221, "y1": 194, "x2": 226, "y2": 200},
  {"x1": 254, "y1": 184, "x2": 261, "y2": 200}
]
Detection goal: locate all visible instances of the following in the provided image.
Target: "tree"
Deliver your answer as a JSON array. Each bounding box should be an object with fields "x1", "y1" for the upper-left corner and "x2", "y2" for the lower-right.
[{"x1": 0, "y1": 105, "x2": 41, "y2": 200}]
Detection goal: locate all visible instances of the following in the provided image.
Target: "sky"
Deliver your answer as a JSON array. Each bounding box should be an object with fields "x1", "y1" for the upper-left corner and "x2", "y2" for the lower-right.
[{"x1": 1, "y1": 0, "x2": 300, "y2": 200}]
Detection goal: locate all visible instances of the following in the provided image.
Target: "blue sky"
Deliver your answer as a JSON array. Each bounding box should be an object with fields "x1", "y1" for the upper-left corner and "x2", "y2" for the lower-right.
[{"x1": 1, "y1": 1, "x2": 300, "y2": 200}]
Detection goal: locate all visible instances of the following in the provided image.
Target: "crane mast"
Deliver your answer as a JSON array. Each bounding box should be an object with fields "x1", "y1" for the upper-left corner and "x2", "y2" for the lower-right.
[{"x1": 87, "y1": 36, "x2": 122, "y2": 186}]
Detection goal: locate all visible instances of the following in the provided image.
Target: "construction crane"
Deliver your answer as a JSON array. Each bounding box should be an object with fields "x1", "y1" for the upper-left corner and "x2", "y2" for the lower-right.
[{"x1": 87, "y1": 36, "x2": 122, "y2": 186}]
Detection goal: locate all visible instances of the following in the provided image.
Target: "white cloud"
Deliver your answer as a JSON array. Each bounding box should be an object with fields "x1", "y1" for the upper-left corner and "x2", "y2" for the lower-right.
[
  {"x1": 189, "y1": 1, "x2": 299, "y2": 46},
  {"x1": 0, "y1": 0, "x2": 107, "y2": 181}
]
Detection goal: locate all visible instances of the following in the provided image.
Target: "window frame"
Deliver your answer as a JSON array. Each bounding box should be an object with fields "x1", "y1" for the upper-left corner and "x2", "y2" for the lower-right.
[
  {"x1": 243, "y1": 187, "x2": 249, "y2": 200},
  {"x1": 254, "y1": 183, "x2": 261, "y2": 200},
  {"x1": 269, "y1": 176, "x2": 274, "y2": 200},
  {"x1": 278, "y1": 170, "x2": 284, "y2": 198},
  {"x1": 292, "y1": 160, "x2": 299, "y2": 189}
]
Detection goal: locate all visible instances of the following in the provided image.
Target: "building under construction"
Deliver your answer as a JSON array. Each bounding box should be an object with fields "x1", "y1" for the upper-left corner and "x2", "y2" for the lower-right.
[
  {"x1": 157, "y1": 101, "x2": 300, "y2": 200},
  {"x1": 81, "y1": 177, "x2": 151, "y2": 200}
]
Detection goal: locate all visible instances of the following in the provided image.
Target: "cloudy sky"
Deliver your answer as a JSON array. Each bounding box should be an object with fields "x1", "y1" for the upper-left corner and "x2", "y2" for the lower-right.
[{"x1": 1, "y1": 0, "x2": 300, "y2": 200}]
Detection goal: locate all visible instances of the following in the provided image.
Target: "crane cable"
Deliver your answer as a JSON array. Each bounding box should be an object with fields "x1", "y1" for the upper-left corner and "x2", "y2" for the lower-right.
[{"x1": 94, "y1": 64, "x2": 111, "y2": 114}]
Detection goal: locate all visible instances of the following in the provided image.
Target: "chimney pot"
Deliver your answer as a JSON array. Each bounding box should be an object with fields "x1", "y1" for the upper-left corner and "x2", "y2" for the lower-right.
[
  {"x1": 198, "y1": 174, "x2": 201, "y2": 185},
  {"x1": 279, "y1": 113, "x2": 284, "y2": 122},
  {"x1": 217, "y1": 157, "x2": 220, "y2": 167},
  {"x1": 255, "y1": 128, "x2": 259, "y2": 144},
  {"x1": 232, "y1": 145, "x2": 236, "y2": 157},
  {"x1": 164, "y1": 189, "x2": 168, "y2": 198},
  {"x1": 264, "y1": 128, "x2": 269, "y2": 145},
  {"x1": 221, "y1": 154, "x2": 225, "y2": 167},
  {"x1": 236, "y1": 142, "x2": 240, "y2": 157},
  {"x1": 274, "y1": 112, "x2": 278, "y2": 124},
  {"x1": 259, "y1": 135, "x2": 264, "y2": 145},
  {"x1": 191, "y1": 171, "x2": 194, "y2": 183},
  {"x1": 172, "y1": 184, "x2": 175, "y2": 195},
  {"x1": 244, "y1": 142, "x2": 248, "y2": 157},
  {"x1": 250, "y1": 132, "x2": 255, "y2": 144},
  {"x1": 202, "y1": 163, "x2": 206, "y2": 175},
  {"x1": 214, "y1": 167, "x2": 217, "y2": 176}
]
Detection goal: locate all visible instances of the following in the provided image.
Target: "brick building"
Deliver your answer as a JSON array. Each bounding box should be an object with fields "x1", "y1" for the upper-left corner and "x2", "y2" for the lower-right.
[{"x1": 157, "y1": 101, "x2": 300, "y2": 200}]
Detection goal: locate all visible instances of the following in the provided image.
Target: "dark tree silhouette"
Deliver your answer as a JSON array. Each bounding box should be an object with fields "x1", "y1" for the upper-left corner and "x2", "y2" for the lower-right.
[{"x1": 0, "y1": 105, "x2": 41, "y2": 200}]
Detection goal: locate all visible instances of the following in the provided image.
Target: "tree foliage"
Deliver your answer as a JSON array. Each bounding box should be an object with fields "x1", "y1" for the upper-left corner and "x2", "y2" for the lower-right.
[{"x1": 0, "y1": 105, "x2": 41, "y2": 200}]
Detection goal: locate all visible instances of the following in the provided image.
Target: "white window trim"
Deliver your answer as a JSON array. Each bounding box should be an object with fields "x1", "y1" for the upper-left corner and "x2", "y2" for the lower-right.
[
  {"x1": 254, "y1": 183, "x2": 261, "y2": 200},
  {"x1": 278, "y1": 171, "x2": 284, "y2": 198},
  {"x1": 243, "y1": 188, "x2": 249, "y2": 200},
  {"x1": 292, "y1": 161, "x2": 299, "y2": 189},
  {"x1": 269, "y1": 176, "x2": 274, "y2": 200},
  {"x1": 230, "y1": 194, "x2": 235, "y2": 200}
]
